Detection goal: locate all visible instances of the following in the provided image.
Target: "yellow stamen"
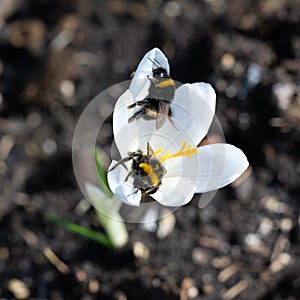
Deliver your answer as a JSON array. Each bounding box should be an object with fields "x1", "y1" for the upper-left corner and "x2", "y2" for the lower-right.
[
  {"x1": 159, "y1": 142, "x2": 198, "y2": 163},
  {"x1": 155, "y1": 79, "x2": 175, "y2": 88},
  {"x1": 154, "y1": 148, "x2": 164, "y2": 156},
  {"x1": 139, "y1": 163, "x2": 160, "y2": 186}
]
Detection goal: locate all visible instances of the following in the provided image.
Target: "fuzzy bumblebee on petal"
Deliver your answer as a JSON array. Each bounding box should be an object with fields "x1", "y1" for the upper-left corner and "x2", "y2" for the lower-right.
[{"x1": 127, "y1": 48, "x2": 177, "y2": 130}]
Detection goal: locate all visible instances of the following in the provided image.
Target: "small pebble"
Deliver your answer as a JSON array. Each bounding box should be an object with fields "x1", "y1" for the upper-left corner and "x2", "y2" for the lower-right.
[
  {"x1": 258, "y1": 217, "x2": 273, "y2": 235},
  {"x1": 204, "y1": 0, "x2": 226, "y2": 14},
  {"x1": 280, "y1": 218, "x2": 293, "y2": 233},
  {"x1": 50, "y1": 30, "x2": 73, "y2": 52},
  {"x1": 60, "y1": 80, "x2": 75, "y2": 97},
  {"x1": 244, "y1": 233, "x2": 260, "y2": 247},
  {"x1": 192, "y1": 248, "x2": 209, "y2": 265},
  {"x1": 187, "y1": 285, "x2": 199, "y2": 298},
  {"x1": 202, "y1": 274, "x2": 212, "y2": 284},
  {"x1": 221, "y1": 53, "x2": 235, "y2": 71},
  {"x1": 181, "y1": 277, "x2": 194, "y2": 289},
  {"x1": 88, "y1": 279, "x2": 100, "y2": 293},
  {"x1": 246, "y1": 63, "x2": 262, "y2": 88},
  {"x1": 151, "y1": 278, "x2": 161, "y2": 288},
  {"x1": 140, "y1": 207, "x2": 158, "y2": 232},
  {"x1": 42, "y1": 139, "x2": 57, "y2": 155},
  {"x1": 233, "y1": 61, "x2": 245, "y2": 77},
  {"x1": 231, "y1": 245, "x2": 241, "y2": 256},
  {"x1": 269, "y1": 253, "x2": 292, "y2": 273},
  {"x1": 163, "y1": 1, "x2": 181, "y2": 17},
  {"x1": 261, "y1": 196, "x2": 286, "y2": 213},
  {"x1": 217, "y1": 264, "x2": 238, "y2": 283},
  {"x1": 27, "y1": 112, "x2": 41, "y2": 128},
  {"x1": 211, "y1": 256, "x2": 231, "y2": 269},
  {"x1": 133, "y1": 241, "x2": 149, "y2": 260},
  {"x1": 76, "y1": 270, "x2": 87, "y2": 282},
  {"x1": 8, "y1": 279, "x2": 30, "y2": 299},
  {"x1": 244, "y1": 233, "x2": 270, "y2": 257},
  {"x1": 225, "y1": 84, "x2": 238, "y2": 98},
  {"x1": 157, "y1": 212, "x2": 176, "y2": 239},
  {"x1": 272, "y1": 82, "x2": 295, "y2": 110},
  {"x1": 113, "y1": 291, "x2": 127, "y2": 300},
  {"x1": 203, "y1": 284, "x2": 214, "y2": 295},
  {"x1": 0, "y1": 134, "x2": 15, "y2": 160},
  {"x1": 216, "y1": 79, "x2": 227, "y2": 92},
  {"x1": 222, "y1": 280, "x2": 248, "y2": 300}
]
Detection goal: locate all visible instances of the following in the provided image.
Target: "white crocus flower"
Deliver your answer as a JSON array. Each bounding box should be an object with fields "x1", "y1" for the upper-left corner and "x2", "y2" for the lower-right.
[{"x1": 108, "y1": 48, "x2": 249, "y2": 207}]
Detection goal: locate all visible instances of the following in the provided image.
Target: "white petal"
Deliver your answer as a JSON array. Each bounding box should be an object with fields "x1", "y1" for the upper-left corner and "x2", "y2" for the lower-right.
[
  {"x1": 193, "y1": 144, "x2": 249, "y2": 193},
  {"x1": 113, "y1": 89, "x2": 157, "y2": 156},
  {"x1": 152, "y1": 176, "x2": 197, "y2": 207},
  {"x1": 171, "y1": 83, "x2": 216, "y2": 146},
  {"x1": 113, "y1": 90, "x2": 134, "y2": 156},
  {"x1": 130, "y1": 48, "x2": 170, "y2": 100},
  {"x1": 107, "y1": 160, "x2": 141, "y2": 206}
]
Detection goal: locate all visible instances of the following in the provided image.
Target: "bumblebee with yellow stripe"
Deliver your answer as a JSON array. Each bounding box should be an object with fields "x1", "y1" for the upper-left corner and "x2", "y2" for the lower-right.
[
  {"x1": 108, "y1": 143, "x2": 167, "y2": 198},
  {"x1": 108, "y1": 141, "x2": 199, "y2": 199},
  {"x1": 128, "y1": 58, "x2": 176, "y2": 129}
]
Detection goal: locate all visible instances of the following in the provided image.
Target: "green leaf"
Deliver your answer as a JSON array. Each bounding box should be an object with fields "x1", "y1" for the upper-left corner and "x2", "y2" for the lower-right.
[
  {"x1": 45, "y1": 213, "x2": 112, "y2": 248},
  {"x1": 94, "y1": 148, "x2": 113, "y2": 198}
]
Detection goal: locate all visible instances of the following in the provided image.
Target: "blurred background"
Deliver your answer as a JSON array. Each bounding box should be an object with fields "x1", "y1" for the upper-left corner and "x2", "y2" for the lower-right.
[{"x1": 0, "y1": 0, "x2": 299, "y2": 299}]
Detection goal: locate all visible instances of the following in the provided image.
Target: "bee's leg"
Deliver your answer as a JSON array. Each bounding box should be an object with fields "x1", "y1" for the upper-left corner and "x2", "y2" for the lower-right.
[
  {"x1": 127, "y1": 102, "x2": 137, "y2": 109},
  {"x1": 128, "y1": 110, "x2": 144, "y2": 123},
  {"x1": 128, "y1": 99, "x2": 148, "y2": 109},
  {"x1": 124, "y1": 170, "x2": 133, "y2": 182},
  {"x1": 127, "y1": 188, "x2": 140, "y2": 198},
  {"x1": 141, "y1": 186, "x2": 158, "y2": 199},
  {"x1": 136, "y1": 99, "x2": 149, "y2": 106},
  {"x1": 108, "y1": 157, "x2": 132, "y2": 172},
  {"x1": 168, "y1": 108, "x2": 179, "y2": 131}
]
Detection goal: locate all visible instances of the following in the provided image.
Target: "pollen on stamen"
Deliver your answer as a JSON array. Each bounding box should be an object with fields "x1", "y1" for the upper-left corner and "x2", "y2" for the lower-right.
[
  {"x1": 158, "y1": 142, "x2": 198, "y2": 163},
  {"x1": 154, "y1": 148, "x2": 164, "y2": 156}
]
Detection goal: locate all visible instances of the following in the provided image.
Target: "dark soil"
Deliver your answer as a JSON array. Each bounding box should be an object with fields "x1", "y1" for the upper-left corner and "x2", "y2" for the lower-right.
[{"x1": 0, "y1": 0, "x2": 300, "y2": 299}]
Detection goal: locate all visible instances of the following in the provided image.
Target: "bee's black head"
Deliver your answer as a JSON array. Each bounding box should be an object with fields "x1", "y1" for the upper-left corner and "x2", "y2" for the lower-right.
[
  {"x1": 131, "y1": 150, "x2": 143, "y2": 157},
  {"x1": 152, "y1": 67, "x2": 169, "y2": 78}
]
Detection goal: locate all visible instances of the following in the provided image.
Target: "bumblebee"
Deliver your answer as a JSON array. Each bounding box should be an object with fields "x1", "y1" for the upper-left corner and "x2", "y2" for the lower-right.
[
  {"x1": 128, "y1": 58, "x2": 176, "y2": 129},
  {"x1": 108, "y1": 143, "x2": 166, "y2": 198}
]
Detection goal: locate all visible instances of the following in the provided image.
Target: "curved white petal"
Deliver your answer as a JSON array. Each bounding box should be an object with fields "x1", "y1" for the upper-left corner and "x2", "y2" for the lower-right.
[
  {"x1": 113, "y1": 89, "x2": 157, "y2": 157},
  {"x1": 171, "y1": 83, "x2": 216, "y2": 146},
  {"x1": 107, "y1": 160, "x2": 141, "y2": 206},
  {"x1": 152, "y1": 176, "x2": 197, "y2": 207},
  {"x1": 130, "y1": 48, "x2": 170, "y2": 100},
  {"x1": 192, "y1": 144, "x2": 249, "y2": 193},
  {"x1": 113, "y1": 90, "x2": 134, "y2": 156}
]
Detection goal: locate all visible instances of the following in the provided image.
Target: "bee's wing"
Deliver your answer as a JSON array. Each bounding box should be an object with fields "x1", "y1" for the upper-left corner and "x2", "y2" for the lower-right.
[{"x1": 156, "y1": 101, "x2": 169, "y2": 129}]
